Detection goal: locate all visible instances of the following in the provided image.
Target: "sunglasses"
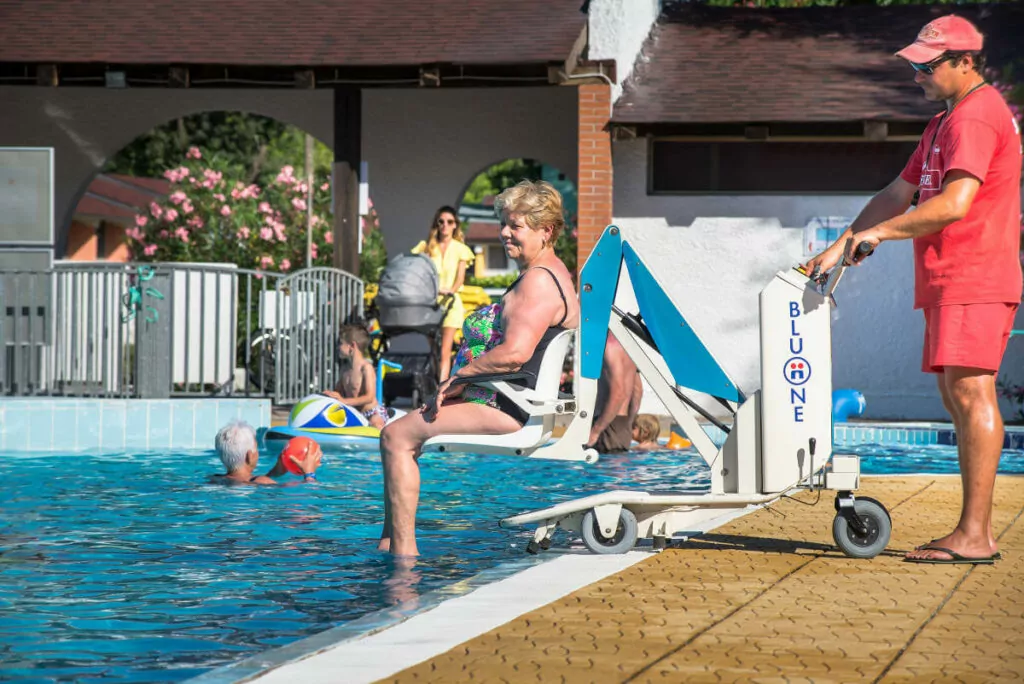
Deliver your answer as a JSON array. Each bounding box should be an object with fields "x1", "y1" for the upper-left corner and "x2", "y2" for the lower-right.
[
  {"x1": 436, "y1": 218, "x2": 457, "y2": 226},
  {"x1": 909, "y1": 54, "x2": 955, "y2": 75}
]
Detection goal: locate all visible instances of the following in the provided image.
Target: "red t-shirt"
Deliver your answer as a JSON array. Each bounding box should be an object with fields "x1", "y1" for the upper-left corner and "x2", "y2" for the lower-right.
[{"x1": 900, "y1": 85, "x2": 1022, "y2": 309}]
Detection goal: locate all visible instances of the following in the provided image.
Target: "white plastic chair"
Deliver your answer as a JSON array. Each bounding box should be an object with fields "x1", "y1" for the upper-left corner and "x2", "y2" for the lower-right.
[{"x1": 422, "y1": 328, "x2": 576, "y2": 457}]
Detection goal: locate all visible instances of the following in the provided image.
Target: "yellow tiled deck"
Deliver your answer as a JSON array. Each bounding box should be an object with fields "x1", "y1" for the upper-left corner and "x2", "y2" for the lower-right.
[{"x1": 384, "y1": 475, "x2": 1024, "y2": 683}]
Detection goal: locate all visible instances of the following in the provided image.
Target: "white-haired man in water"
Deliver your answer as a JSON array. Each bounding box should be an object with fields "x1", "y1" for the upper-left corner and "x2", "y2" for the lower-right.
[{"x1": 211, "y1": 420, "x2": 321, "y2": 485}]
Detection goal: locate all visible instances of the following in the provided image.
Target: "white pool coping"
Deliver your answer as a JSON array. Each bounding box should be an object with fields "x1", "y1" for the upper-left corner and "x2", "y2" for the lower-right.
[{"x1": 188, "y1": 507, "x2": 757, "y2": 684}]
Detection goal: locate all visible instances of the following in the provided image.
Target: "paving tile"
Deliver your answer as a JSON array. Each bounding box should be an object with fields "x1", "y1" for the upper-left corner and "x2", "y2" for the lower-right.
[{"x1": 383, "y1": 476, "x2": 1024, "y2": 684}]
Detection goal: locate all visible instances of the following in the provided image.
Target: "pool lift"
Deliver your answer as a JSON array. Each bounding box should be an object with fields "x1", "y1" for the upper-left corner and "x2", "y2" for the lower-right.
[{"x1": 461, "y1": 226, "x2": 891, "y2": 557}]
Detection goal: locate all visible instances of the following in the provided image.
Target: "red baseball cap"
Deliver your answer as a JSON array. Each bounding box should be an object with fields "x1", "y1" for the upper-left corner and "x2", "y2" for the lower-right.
[{"x1": 896, "y1": 15, "x2": 984, "y2": 64}]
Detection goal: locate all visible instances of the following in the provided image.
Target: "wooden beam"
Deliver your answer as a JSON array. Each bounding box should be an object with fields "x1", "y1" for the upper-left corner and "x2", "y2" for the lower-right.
[
  {"x1": 36, "y1": 64, "x2": 58, "y2": 86},
  {"x1": 295, "y1": 69, "x2": 315, "y2": 89},
  {"x1": 169, "y1": 67, "x2": 189, "y2": 88},
  {"x1": 333, "y1": 87, "x2": 362, "y2": 276}
]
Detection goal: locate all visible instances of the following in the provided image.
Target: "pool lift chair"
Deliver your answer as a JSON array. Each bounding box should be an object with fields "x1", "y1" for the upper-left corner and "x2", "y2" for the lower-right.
[{"x1": 428, "y1": 225, "x2": 892, "y2": 558}]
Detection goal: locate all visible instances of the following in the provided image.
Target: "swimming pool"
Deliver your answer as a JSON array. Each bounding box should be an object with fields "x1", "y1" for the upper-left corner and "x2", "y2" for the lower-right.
[{"x1": 2, "y1": 443, "x2": 1022, "y2": 682}]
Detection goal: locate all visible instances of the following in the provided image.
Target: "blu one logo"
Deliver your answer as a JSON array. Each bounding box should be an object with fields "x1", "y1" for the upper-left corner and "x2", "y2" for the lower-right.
[{"x1": 784, "y1": 357, "x2": 811, "y2": 385}]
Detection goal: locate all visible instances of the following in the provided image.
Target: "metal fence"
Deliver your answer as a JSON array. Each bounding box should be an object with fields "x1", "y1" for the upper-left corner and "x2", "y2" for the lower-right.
[{"x1": 0, "y1": 262, "x2": 363, "y2": 403}]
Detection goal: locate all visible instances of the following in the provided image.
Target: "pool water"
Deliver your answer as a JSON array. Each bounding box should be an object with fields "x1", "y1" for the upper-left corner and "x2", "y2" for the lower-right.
[{"x1": 1, "y1": 443, "x2": 1022, "y2": 682}]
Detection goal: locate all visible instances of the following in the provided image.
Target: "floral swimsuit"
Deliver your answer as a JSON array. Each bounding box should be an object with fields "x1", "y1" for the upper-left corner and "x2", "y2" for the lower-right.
[{"x1": 450, "y1": 267, "x2": 568, "y2": 422}]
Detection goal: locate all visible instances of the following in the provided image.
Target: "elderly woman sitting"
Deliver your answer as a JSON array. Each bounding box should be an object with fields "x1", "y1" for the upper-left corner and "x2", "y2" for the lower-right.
[{"x1": 378, "y1": 180, "x2": 580, "y2": 556}]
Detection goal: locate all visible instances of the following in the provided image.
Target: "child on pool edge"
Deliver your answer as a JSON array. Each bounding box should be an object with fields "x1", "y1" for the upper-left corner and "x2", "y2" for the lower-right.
[{"x1": 323, "y1": 323, "x2": 387, "y2": 429}]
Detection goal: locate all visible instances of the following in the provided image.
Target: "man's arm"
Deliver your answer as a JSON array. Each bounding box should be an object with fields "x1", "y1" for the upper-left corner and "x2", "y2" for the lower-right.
[
  {"x1": 805, "y1": 176, "x2": 918, "y2": 273},
  {"x1": 626, "y1": 372, "x2": 643, "y2": 426},
  {"x1": 850, "y1": 171, "x2": 981, "y2": 254},
  {"x1": 588, "y1": 351, "x2": 632, "y2": 446}
]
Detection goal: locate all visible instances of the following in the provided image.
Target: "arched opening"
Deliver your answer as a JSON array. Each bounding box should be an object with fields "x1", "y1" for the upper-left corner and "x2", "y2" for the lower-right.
[
  {"x1": 61, "y1": 111, "x2": 374, "y2": 275},
  {"x1": 456, "y1": 158, "x2": 578, "y2": 292}
]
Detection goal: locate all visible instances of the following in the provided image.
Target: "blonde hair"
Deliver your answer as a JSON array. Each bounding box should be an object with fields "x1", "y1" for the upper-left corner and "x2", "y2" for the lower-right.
[
  {"x1": 493, "y1": 180, "x2": 565, "y2": 245},
  {"x1": 633, "y1": 414, "x2": 661, "y2": 444},
  {"x1": 425, "y1": 205, "x2": 465, "y2": 257}
]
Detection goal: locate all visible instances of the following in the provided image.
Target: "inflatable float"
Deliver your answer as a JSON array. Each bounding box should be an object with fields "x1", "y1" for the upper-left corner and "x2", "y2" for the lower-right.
[{"x1": 264, "y1": 394, "x2": 402, "y2": 449}]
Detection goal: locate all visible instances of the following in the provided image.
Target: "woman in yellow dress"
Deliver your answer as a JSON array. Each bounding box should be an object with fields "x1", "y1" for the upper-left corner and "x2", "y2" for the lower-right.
[{"x1": 411, "y1": 205, "x2": 476, "y2": 381}]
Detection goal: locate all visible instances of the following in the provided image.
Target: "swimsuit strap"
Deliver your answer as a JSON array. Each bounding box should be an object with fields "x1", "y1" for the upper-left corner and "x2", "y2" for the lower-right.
[{"x1": 504, "y1": 266, "x2": 569, "y2": 327}]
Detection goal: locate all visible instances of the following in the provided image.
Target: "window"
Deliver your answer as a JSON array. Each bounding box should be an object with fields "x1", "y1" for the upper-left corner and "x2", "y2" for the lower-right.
[
  {"x1": 650, "y1": 140, "x2": 920, "y2": 194},
  {"x1": 486, "y1": 244, "x2": 509, "y2": 272}
]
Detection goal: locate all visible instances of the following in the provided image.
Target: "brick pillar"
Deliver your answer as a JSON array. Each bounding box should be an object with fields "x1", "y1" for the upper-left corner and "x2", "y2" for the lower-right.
[{"x1": 576, "y1": 84, "x2": 613, "y2": 267}]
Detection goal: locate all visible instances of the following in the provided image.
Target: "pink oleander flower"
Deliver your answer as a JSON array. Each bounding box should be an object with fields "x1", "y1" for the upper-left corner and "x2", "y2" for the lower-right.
[
  {"x1": 279, "y1": 258, "x2": 291, "y2": 272},
  {"x1": 295, "y1": 182, "x2": 308, "y2": 194},
  {"x1": 272, "y1": 223, "x2": 286, "y2": 242},
  {"x1": 213, "y1": 193, "x2": 225, "y2": 202},
  {"x1": 187, "y1": 216, "x2": 204, "y2": 229},
  {"x1": 310, "y1": 243, "x2": 318, "y2": 259},
  {"x1": 259, "y1": 227, "x2": 274, "y2": 241},
  {"x1": 260, "y1": 256, "x2": 275, "y2": 270},
  {"x1": 186, "y1": 146, "x2": 202, "y2": 160},
  {"x1": 159, "y1": 230, "x2": 169, "y2": 239},
  {"x1": 175, "y1": 227, "x2": 190, "y2": 243},
  {"x1": 230, "y1": 187, "x2": 242, "y2": 200},
  {"x1": 220, "y1": 205, "x2": 232, "y2": 216},
  {"x1": 311, "y1": 215, "x2": 320, "y2": 227},
  {"x1": 164, "y1": 208, "x2": 179, "y2": 222},
  {"x1": 324, "y1": 231, "x2": 334, "y2": 244},
  {"x1": 143, "y1": 244, "x2": 158, "y2": 256},
  {"x1": 258, "y1": 201, "x2": 273, "y2": 214},
  {"x1": 134, "y1": 214, "x2": 148, "y2": 227},
  {"x1": 237, "y1": 226, "x2": 251, "y2": 239},
  {"x1": 320, "y1": 182, "x2": 330, "y2": 191},
  {"x1": 291, "y1": 197, "x2": 307, "y2": 211},
  {"x1": 124, "y1": 226, "x2": 143, "y2": 241},
  {"x1": 149, "y1": 202, "x2": 163, "y2": 219},
  {"x1": 201, "y1": 169, "x2": 223, "y2": 189},
  {"x1": 243, "y1": 184, "x2": 261, "y2": 199},
  {"x1": 181, "y1": 200, "x2": 193, "y2": 214},
  {"x1": 275, "y1": 165, "x2": 296, "y2": 185},
  {"x1": 169, "y1": 190, "x2": 187, "y2": 205}
]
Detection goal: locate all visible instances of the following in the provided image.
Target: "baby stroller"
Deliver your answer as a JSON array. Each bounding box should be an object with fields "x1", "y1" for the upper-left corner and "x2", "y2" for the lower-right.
[{"x1": 369, "y1": 253, "x2": 454, "y2": 407}]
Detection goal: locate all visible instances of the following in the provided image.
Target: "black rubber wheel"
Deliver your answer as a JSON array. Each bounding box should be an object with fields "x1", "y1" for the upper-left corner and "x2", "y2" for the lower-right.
[
  {"x1": 580, "y1": 508, "x2": 638, "y2": 555},
  {"x1": 832, "y1": 498, "x2": 891, "y2": 559}
]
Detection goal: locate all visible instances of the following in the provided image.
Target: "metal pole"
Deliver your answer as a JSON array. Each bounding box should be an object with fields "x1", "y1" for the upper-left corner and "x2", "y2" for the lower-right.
[{"x1": 306, "y1": 133, "x2": 314, "y2": 269}]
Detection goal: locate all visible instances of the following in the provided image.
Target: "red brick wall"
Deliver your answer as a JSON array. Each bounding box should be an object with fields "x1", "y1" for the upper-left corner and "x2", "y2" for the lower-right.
[{"x1": 576, "y1": 84, "x2": 613, "y2": 267}]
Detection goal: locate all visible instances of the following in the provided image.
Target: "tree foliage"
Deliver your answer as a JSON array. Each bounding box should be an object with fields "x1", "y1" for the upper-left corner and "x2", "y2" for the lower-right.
[{"x1": 104, "y1": 112, "x2": 333, "y2": 187}]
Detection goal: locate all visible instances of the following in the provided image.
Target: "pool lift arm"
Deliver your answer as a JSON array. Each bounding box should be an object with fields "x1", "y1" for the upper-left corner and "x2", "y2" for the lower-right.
[{"x1": 503, "y1": 227, "x2": 891, "y2": 557}]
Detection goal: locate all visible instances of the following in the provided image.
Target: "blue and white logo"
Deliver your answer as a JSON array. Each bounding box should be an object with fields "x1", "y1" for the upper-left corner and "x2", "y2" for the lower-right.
[{"x1": 783, "y1": 357, "x2": 811, "y2": 385}]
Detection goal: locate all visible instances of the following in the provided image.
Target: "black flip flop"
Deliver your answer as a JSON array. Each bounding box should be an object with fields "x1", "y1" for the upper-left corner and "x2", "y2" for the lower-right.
[
  {"x1": 904, "y1": 544, "x2": 998, "y2": 565},
  {"x1": 914, "y1": 539, "x2": 1002, "y2": 560}
]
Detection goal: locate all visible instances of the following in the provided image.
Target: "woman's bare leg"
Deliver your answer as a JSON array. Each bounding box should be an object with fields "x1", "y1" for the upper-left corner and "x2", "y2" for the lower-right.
[
  {"x1": 378, "y1": 402, "x2": 522, "y2": 556},
  {"x1": 438, "y1": 326, "x2": 457, "y2": 381}
]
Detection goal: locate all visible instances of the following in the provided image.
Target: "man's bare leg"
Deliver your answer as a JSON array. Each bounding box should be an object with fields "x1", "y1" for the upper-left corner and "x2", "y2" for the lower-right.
[{"x1": 907, "y1": 366, "x2": 1003, "y2": 560}]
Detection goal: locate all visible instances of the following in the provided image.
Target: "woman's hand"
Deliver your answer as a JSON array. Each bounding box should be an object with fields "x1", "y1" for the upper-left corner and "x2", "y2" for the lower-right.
[
  {"x1": 322, "y1": 390, "x2": 343, "y2": 402},
  {"x1": 422, "y1": 376, "x2": 464, "y2": 422}
]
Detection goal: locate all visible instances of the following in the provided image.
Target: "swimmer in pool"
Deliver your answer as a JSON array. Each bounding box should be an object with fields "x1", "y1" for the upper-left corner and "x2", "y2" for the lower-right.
[{"x1": 211, "y1": 420, "x2": 321, "y2": 485}]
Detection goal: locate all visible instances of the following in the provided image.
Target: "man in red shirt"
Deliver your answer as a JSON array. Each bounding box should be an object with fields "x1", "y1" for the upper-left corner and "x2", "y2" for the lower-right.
[{"x1": 807, "y1": 15, "x2": 1022, "y2": 564}]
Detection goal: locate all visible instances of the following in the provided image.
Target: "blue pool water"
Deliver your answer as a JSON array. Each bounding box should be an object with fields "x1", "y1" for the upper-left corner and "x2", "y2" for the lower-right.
[{"x1": 1, "y1": 443, "x2": 1022, "y2": 682}]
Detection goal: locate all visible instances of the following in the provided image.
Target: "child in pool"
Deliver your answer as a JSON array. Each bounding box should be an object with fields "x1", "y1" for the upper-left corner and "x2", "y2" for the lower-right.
[
  {"x1": 632, "y1": 414, "x2": 662, "y2": 450},
  {"x1": 323, "y1": 324, "x2": 386, "y2": 429}
]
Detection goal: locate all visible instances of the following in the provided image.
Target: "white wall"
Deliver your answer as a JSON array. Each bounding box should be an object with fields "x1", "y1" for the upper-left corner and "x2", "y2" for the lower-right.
[
  {"x1": 362, "y1": 88, "x2": 578, "y2": 254},
  {"x1": 586, "y1": 0, "x2": 660, "y2": 101},
  {"x1": 0, "y1": 87, "x2": 335, "y2": 255},
  {"x1": 0, "y1": 86, "x2": 579, "y2": 264},
  {"x1": 612, "y1": 140, "x2": 1024, "y2": 421}
]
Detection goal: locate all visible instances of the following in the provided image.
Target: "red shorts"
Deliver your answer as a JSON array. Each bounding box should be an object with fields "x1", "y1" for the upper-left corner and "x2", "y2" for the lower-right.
[{"x1": 921, "y1": 302, "x2": 1019, "y2": 374}]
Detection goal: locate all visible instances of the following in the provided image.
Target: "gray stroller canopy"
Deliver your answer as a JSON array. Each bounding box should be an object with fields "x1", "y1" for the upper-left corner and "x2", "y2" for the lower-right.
[{"x1": 375, "y1": 253, "x2": 445, "y2": 333}]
